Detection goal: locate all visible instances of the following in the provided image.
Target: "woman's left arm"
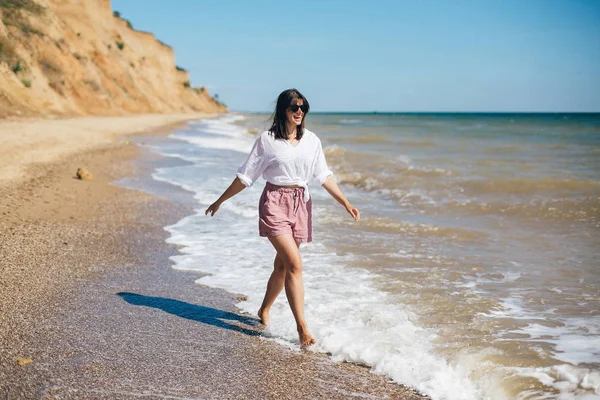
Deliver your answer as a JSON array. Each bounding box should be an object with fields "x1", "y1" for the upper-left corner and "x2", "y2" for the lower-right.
[{"x1": 321, "y1": 176, "x2": 360, "y2": 222}]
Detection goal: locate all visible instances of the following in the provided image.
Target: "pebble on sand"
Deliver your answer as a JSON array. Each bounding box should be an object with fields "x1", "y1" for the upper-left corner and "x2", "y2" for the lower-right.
[{"x1": 76, "y1": 168, "x2": 93, "y2": 181}]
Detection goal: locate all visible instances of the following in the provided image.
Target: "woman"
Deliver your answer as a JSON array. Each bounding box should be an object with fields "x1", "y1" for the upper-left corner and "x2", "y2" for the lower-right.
[{"x1": 205, "y1": 89, "x2": 360, "y2": 348}]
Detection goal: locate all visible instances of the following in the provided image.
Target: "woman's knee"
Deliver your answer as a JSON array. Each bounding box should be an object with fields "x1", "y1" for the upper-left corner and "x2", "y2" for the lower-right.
[{"x1": 285, "y1": 258, "x2": 303, "y2": 276}]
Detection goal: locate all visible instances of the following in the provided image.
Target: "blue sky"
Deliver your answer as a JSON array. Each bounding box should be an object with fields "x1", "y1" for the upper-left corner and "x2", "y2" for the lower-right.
[{"x1": 112, "y1": 0, "x2": 600, "y2": 112}]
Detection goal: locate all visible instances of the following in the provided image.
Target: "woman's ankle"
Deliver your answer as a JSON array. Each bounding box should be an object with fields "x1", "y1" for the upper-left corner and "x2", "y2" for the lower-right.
[{"x1": 296, "y1": 322, "x2": 309, "y2": 332}]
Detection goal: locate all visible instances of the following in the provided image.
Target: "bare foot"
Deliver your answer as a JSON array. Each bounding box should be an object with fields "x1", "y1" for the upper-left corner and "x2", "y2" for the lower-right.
[
  {"x1": 257, "y1": 307, "x2": 269, "y2": 326},
  {"x1": 298, "y1": 327, "x2": 316, "y2": 349}
]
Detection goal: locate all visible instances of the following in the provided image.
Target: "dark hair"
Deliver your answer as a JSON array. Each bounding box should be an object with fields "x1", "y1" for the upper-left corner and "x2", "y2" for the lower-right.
[{"x1": 268, "y1": 88, "x2": 310, "y2": 140}]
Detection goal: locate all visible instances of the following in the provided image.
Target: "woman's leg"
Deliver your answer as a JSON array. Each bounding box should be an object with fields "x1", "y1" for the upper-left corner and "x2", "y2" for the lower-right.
[
  {"x1": 267, "y1": 234, "x2": 315, "y2": 348},
  {"x1": 257, "y1": 252, "x2": 286, "y2": 325}
]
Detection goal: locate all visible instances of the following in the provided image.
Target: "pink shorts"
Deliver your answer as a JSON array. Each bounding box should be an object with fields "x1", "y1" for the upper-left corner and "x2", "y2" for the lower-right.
[{"x1": 259, "y1": 182, "x2": 313, "y2": 243}]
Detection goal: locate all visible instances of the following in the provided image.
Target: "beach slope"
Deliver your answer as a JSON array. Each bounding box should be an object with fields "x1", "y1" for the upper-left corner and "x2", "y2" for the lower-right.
[{"x1": 0, "y1": 116, "x2": 425, "y2": 399}]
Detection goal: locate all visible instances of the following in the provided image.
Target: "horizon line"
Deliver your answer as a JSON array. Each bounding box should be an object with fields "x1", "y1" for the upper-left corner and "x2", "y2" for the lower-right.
[{"x1": 232, "y1": 110, "x2": 600, "y2": 115}]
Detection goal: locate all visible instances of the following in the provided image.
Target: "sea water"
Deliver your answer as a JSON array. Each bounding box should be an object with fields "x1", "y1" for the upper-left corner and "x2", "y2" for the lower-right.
[{"x1": 146, "y1": 113, "x2": 600, "y2": 400}]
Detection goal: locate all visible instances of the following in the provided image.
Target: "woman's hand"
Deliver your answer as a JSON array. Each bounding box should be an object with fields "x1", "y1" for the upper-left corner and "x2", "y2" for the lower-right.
[
  {"x1": 204, "y1": 177, "x2": 248, "y2": 217},
  {"x1": 345, "y1": 203, "x2": 360, "y2": 222},
  {"x1": 322, "y1": 177, "x2": 360, "y2": 222},
  {"x1": 205, "y1": 201, "x2": 221, "y2": 217}
]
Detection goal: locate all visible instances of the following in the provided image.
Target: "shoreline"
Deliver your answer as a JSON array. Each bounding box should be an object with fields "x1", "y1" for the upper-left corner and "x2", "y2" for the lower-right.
[{"x1": 0, "y1": 115, "x2": 424, "y2": 399}]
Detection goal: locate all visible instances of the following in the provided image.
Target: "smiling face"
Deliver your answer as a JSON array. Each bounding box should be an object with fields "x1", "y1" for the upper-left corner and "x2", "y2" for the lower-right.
[
  {"x1": 286, "y1": 100, "x2": 305, "y2": 127},
  {"x1": 270, "y1": 88, "x2": 310, "y2": 141}
]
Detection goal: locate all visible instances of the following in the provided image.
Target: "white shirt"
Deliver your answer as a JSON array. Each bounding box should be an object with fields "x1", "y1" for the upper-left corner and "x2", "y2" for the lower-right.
[{"x1": 236, "y1": 129, "x2": 333, "y2": 202}]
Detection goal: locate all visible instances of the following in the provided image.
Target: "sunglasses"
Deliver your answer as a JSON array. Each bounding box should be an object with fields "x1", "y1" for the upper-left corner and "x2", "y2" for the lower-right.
[{"x1": 288, "y1": 104, "x2": 308, "y2": 113}]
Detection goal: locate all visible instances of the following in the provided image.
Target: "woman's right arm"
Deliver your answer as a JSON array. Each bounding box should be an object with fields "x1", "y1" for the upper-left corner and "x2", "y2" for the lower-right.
[
  {"x1": 206, "y1": 134, "x2": 268, "y2": 217},
  {"x1": 205, "y1": 177, "x2": 247, "y2": 216}
]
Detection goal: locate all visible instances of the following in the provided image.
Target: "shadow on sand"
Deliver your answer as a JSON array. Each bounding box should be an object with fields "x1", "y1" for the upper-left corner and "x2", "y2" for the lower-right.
[{"x1": 117, "y1": 292, "x2": 261, "y2": 337}]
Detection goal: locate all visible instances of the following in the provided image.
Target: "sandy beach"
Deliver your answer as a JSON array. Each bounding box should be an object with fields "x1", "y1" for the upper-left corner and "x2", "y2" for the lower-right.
[
  {"x1": 0, "y1": 114, "x2": 216, "y2": 187},
  {"x1": 0, "y1": 115, "x2": 424, "y2": 399}
]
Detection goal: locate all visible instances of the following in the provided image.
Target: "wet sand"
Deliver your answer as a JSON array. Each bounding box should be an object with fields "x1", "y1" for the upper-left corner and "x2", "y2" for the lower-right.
[{"x1": 0, "y1": 117, "x2": 425, "y2": 399}]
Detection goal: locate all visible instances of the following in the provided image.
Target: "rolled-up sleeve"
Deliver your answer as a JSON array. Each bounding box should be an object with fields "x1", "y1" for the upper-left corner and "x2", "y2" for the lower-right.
[
  {"x1": 236, "y1": 136, "x2": 268, "y2": 187},
  {"x1": 312, "y1": 139, "x2": 334, "y2": 184}
]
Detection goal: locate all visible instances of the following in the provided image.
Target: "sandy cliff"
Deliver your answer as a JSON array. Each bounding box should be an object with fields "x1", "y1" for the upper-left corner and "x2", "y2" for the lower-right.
[{"x1": 0, "y1": 0, "x2": 226, "y2": 117}]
